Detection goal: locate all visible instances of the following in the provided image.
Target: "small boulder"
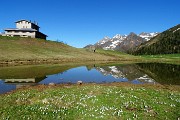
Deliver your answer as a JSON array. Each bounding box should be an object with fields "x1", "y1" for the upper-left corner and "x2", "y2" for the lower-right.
[
  {"x1": 49, "y1": 82, "x2": 55, "y2": 86},
  {"x1": 77, "y1": 81, "x2": 83, "y2": 85}
]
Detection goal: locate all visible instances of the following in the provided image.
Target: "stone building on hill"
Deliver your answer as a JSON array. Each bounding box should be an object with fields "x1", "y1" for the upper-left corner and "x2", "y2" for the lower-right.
[{"x1": 2, "y1": 20, "x2": 47, "y2": 39}]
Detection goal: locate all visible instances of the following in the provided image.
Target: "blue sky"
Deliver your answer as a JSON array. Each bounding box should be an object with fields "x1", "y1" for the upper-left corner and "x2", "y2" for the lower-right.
[{"x1": 1, "y1": 0, "x2": 180, "y2": 48}]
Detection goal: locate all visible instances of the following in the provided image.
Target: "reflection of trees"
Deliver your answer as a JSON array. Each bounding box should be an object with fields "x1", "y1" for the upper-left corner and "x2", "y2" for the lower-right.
[
  {"x1": 94, "y1": 63, "x2": 180, "y2": 85},
  {"x1": 115, "y1": 65, "x2": 145, "y2": 80},
  {"x1": 136, "y1": 63, "x2": 180, "y2": 85},
  {"x1": 86, "y1": 65, "x2": 95, "y2": 71}
]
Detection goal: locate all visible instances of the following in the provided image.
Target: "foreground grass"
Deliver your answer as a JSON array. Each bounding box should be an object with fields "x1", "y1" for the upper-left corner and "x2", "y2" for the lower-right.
[{"x1": 0, "y1": 84, "x2": 179, "y2": 120}]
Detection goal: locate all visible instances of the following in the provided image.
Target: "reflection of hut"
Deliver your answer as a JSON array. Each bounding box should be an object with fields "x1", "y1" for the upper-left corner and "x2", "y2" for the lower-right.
[
  {"x1": 4, "y1": 78, "x2": 37, "y2": 89},
  {"x1": 3, "y1": 76, "x2": 46, "y2": 89},
  {"x1": 4, "y1": 76, "x2": 46, "y2": 84},
  {"x1": 5, "y1": 78, "x2": 35, "y2": 83}
]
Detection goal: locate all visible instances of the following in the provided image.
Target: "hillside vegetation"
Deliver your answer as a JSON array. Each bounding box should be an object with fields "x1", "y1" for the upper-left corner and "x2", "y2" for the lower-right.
[
  {"x1": 0, "y1": 36, "x2": 137, "y2": 64},
  {"x1": 131, "y1": 24, "x2": 180, "y2": 55}
]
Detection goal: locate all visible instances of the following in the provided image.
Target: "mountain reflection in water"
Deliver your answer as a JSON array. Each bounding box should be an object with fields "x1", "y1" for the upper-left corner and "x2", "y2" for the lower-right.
[
  {"x1": 95, "y1": 65, "x2": 155, "y2": 83},
  {"x1": 136, "y1": 63, "x2": 180, "y2": 85},
  {"x1": 0, "y1": 63, "x2": 179, "y2": 94}
]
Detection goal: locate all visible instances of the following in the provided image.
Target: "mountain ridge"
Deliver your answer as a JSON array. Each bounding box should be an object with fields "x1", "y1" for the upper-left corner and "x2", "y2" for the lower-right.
[
  {"x1": 85, "y1": 32, "x2": 159, "y2": 52},
  {"x1": 131, "y1": 24, "x2": 180, "y2": 55}
]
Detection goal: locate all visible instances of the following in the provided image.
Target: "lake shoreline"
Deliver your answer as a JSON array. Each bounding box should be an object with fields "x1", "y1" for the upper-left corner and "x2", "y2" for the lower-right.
[
  {"x1": 0, "y1": 58, "x2": 180, "y2": 67},
  {"x1": 0, "y1": 59, "x2": 138, "y2": 67},
  {"x1": 2, "y1": 82, "x2": 180, "y2": 96}
]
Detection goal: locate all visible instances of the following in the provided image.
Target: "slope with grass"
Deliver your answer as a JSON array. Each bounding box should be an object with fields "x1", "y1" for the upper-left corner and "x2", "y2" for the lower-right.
[
  {"x1": 0, "y1": 36, "x2": 139, "y2": 64},
  {"x1": 1, "y1": 36, "x2": 180, "y2": 65}
]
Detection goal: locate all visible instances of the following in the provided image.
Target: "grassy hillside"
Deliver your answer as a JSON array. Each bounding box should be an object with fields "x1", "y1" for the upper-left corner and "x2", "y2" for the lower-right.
[
  {"x1": 1, "y1": 36, "x2": 179, "y2": 65},
  {"x1": 132, "y1": 24, "x2": 180, "y2": 55},
  {"x1": 95, "y1": 49, "x2": 139, "y2": 60},
  {"x1": 0, "y1": 36, "x2": 138, "y2": 64}
]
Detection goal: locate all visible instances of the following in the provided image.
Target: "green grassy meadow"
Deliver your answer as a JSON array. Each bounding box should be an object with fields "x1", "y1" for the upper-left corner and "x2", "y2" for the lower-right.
[
  {"x1": 0, "y1": 84, "x2": 179, "y2": 120},
  {"x1": 0, "y1": 36, "x2": 179, "y2": 65},
  {"x1": 0, "y1": 36, "x2": 136, "y2": 63},
  {"x1": 140, "y1": 54, "x2": 180, "y2": 60}
]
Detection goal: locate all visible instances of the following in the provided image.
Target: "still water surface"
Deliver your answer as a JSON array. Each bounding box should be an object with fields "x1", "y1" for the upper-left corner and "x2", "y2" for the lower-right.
[{"x1": 0, "y1": 63, "x2": 179, "y2": 94}]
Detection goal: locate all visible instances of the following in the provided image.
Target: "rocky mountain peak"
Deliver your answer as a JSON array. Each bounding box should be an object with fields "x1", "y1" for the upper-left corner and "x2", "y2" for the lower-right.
[
  {"x1": 126, "y1": 32, "x2": 139, "y2": 40},
  {"x1": 103, "y1": 36, "x2": 111, "y2": 40},
  {"x1": 139, "y1": 32, "x2": 149, "y2": 36},
  {"x1": 129, "y1": 32, "x2": 137, "y2": 36},
  {"x1": 85, "y1": 31, "x2": 159, "y2": 52},
  {"x1": 113, "y1": 34, "x2": 122, "y2": 39}
]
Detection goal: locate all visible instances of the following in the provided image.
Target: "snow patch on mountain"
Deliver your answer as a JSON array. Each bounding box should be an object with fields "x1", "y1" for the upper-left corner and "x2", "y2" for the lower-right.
[
  {"x1": 173, "y1": 28, "x2": 180, "y2": 33},
  {"x1": 109, "y1": 66, "x2": 119, "y2": 73},
  {"x1": 137, "y1": 75, "x2": 155, "y2": 83},
  {"x1": 110, "y1": 40, "x2": 120, "y2": 48},
  {"x1": 139, "y1": 32, "x2": 158, "y2": 41},
  {"x1": 97, "y1": 36, "x2": 111, "y2": 45}
]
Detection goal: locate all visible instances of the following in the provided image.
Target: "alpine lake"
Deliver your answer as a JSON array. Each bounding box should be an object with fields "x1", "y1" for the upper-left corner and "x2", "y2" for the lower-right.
[{"x1": 0, "y1": 62, "x2": 179, "y2": 94}]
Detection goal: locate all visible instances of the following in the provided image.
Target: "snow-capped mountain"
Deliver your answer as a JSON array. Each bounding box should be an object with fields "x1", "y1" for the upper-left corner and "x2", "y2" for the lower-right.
[
  {"x1": 115, "y1": 32, "x2": 145, "y2": 51},
  {"x1": 139, "y1": 32, "x2": 159, "y2": 41},
  {"x1": 96, "y1": 34, "x2": 127, "y2": 50},
  {"x1": 97, "y1": 36, "x2": 111, "y2": 45},
  {"x1": 86, "y1": 32, "x2": 159, "y2": 52}
]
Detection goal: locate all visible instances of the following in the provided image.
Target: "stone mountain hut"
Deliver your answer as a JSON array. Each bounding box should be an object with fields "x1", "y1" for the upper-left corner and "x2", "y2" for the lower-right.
[{"x1": 2, "y1": 20, "x2": 47, "y2": 39}]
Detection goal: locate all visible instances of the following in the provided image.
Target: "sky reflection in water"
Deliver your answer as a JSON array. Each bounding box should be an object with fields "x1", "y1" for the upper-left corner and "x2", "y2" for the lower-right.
[{"x1": 0, "y1": 63, "x2": 179, "y2": 94}]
